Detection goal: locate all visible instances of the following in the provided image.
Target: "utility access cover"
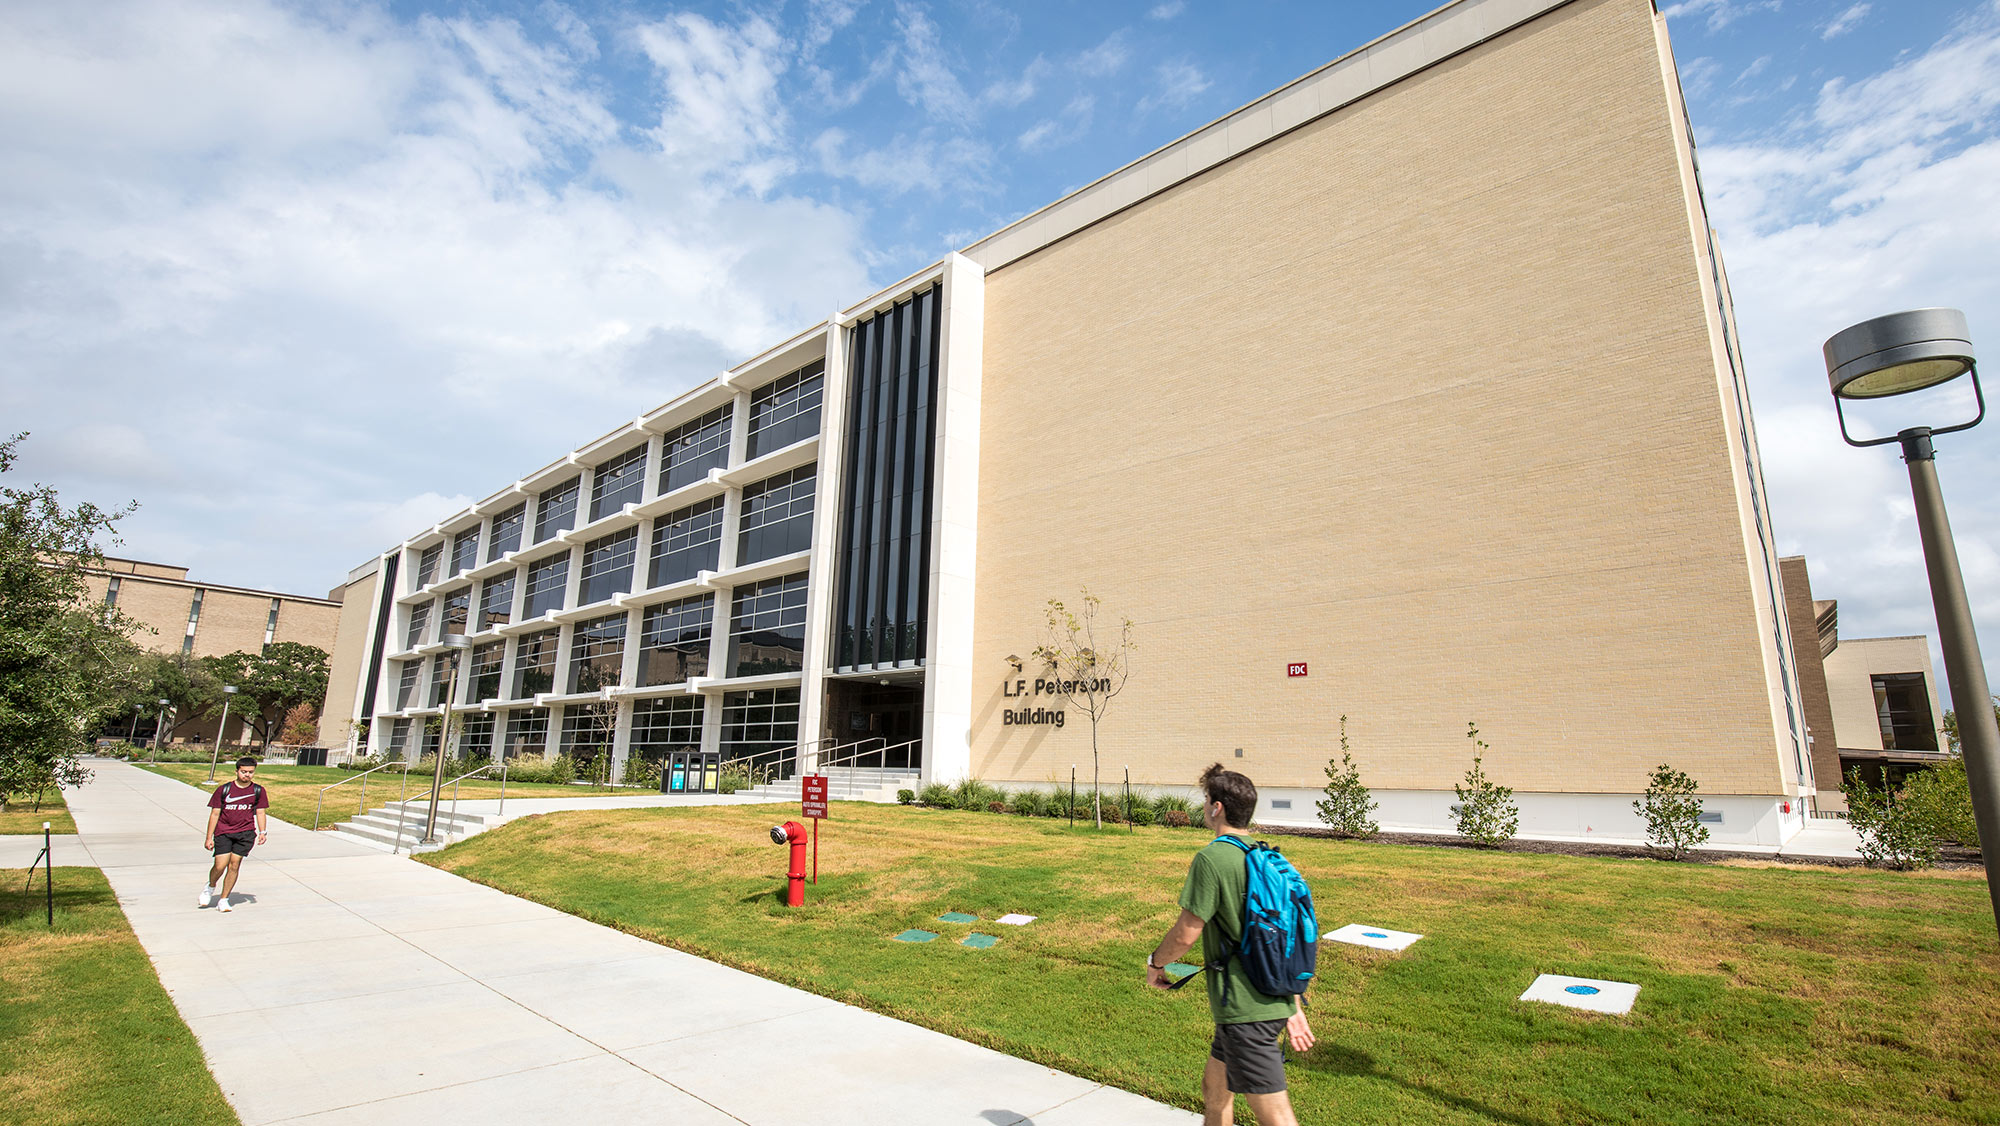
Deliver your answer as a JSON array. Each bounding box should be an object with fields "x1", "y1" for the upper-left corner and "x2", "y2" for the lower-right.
[
  {"x1": 892, "y1": 929, "x2": 939, "y2": 943},
  {"x1": 1325, "y1": 924, "x2": 1424, "y2": 952},
  {"x1": 1519, "y1": 974, "x2": 1640, "y2": 1015},
  {"x1": 937, "y1": 912, "x2": 979, "y2": 923}
]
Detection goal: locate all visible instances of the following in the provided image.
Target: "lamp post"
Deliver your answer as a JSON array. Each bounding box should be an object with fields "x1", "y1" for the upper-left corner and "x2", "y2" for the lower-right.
[
  {"x1": 152, "y1": 699, "x2": 170, "y2": 763},
  {"x1": 127, "y1": 704, "x2": 143, "y2": 743},
  {"x1": 1824, "y1": 307, "x2": 2000, "y2": 937},
  {"x1": 422, "y1": 635, "x2": 472, "y2": 845},
  {"x1": 206, "y1": 685, "x2": 239, "y2": 783}
]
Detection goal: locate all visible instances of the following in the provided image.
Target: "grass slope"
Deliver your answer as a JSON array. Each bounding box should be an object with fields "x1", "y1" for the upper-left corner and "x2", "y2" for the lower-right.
[
  {"x1": 0, "y1": 787, "x2": 75, "y2": 835},
  {"x1": 426, "y1": 803, "x2": 1999, "y2": 1126},
  {"x1": 0, "y1": 868, "x2": 238, "y2": 1126},
  {"x1": 137, "y1": 763, "x2": 646, "y2": 830}
]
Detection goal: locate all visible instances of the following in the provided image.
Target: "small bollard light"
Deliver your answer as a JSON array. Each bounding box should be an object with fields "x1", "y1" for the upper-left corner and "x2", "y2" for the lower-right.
[{"x1": 769, "y1": 821, "x2": 808, "y2": 906}]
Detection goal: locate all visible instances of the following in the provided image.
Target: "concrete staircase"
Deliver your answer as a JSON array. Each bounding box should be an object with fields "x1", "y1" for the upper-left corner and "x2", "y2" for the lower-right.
[
  {"x1": 330, "y1": 800, "x2": 497, "y2": 854},
  {"x1": 735, "y1": 767, "x2": 921, "y2": 805}
]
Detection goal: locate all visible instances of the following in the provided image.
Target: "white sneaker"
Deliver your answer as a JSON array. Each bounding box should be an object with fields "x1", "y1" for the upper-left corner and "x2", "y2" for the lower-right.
[
  {"x1": 198, "y1": 886, "x2": 214, "y2": 908},
  {"x1": 218, "y1": 897, "x2": 233, "y2": 913}
]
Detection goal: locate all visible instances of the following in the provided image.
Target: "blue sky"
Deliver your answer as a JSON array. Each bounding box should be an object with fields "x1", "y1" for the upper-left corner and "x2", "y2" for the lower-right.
[{"x1": 3, "y1": 0, "x2": 1997, "y2": 703}]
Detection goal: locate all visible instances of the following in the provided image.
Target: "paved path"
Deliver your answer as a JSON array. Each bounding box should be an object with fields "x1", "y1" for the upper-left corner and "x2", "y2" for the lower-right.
[
  {"x1": 0, "y1": 832, "x2": 85, "y2": 867},
  {"x1": 66, "y1": 760, "x2": 1196, "y2": 1126}
]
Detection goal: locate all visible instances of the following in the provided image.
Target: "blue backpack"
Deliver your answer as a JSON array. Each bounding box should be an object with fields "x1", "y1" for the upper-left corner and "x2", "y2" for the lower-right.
[{"x1": 1177, "y1": 835, "x2": 1319, "y2": 1000}]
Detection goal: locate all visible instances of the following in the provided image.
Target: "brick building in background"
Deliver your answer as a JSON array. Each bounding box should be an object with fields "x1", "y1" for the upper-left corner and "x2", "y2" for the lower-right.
[
  {"x1": 321, "y1": 0, "x2": 1822, "y2": 846},
  {"x1": 84, "y1": 557, "x2": 342, "y2": 745}
]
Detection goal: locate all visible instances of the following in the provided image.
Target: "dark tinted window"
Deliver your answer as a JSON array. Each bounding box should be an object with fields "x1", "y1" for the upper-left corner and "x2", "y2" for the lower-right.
[
  {"x1": 513, "y1": 629, "x2": 559, "y2": 697},
  {"x1": 523, "y1": 554, "x2": 569, "y2": 618},
  {"x1": 480, "y1": 572, "x2": 515, "y2": 629},
  {"x1": 746, "y1": 361, "x2": 824, "y2": 459},
  {"x1": 590, "y1": 444, "x2": 649, "y2": 521},
  {"x1": 660, "y1": 406, "x2": 731, "y2": 494},
  {"x1": 396, "y1": 660, "x2": 420, "y2": 709},
  {"x1": 451, "y1": 528, "x2": 480, "y2": 575},
  {"x1": 579, "y1": 529, "x2": 638, "y2": 606},
  {"x1": 568, "y1": 613, "x2": 627, "y2": 693},
  {"x1": 429, "y1": 654, "x2": 453, "y2": 707},
  {"x1": 728, "y1": 573, "x2": 807, "y2": 677},
  {"x1": 416, "y1": 543, "x2": 443, "y2": 588},
  {"x1": 720, "y1": 687, "x2": 800, "y2": 769},
  {"x1": 533, "y1": 477, "x2": 580, "y2": 543},
  {"x1": 503, "y1": 708, "x2": 549, "y2": 757},
  {"x1": 631, "y1": 696, "x2": 704, "y2": 761},
  {"x1": 1872, "y1": 673, "x2": 1938, "y2": 751},
  {"x1": 639, "y1": 595, "x2": 712, "y2": 686},
  {"x1": 405, "y1": 602, "x2": 431, "y2": 650},
  {"x1": 648, "y1": 498, "x2": 723, "y2": 588},
  {"x1": 440, "y1": 588, "x2": 470, "y2": 636},
  {"x1": 459, "y1": 712, "x2": 495, "y2": 759},
  {"x1": 559, "y1": 702, "x2": 616, "y2": 765},
  {"x1": 487, "y1": 504, "x2": 525, "y2": 561},
  {"x1": 469, "y1": 642, "x2": 504, "y2": 702},
  {"x1": 737, "y1": 466, "x2": 814, "y2": 565}
]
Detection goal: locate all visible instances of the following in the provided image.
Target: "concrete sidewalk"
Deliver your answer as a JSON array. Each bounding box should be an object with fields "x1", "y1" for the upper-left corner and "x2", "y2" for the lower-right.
[{"x1": 67, "y1": 760, "x2": 1196, "y2": 1126}]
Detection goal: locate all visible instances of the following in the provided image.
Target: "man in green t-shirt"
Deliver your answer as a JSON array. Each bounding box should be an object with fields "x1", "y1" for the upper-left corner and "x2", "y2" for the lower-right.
[{"x1": 1147, "y1": 764, "x2": 1314, "y2": 1126}]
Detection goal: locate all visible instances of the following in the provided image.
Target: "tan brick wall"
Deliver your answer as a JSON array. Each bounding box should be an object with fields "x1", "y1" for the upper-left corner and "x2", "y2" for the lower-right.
[
  {"x1": 83, "y1": 570, "x2": 341, "y2": 661},
  {"x1": 968, "y1": 0, "x2": 1789, "y2": 797},
  {"x1": 1778, "y1": 557, "x2": 1841, "y2": 795},
  {"x1": 319, "y1": 569, "x2": 382, "y2": 749}
]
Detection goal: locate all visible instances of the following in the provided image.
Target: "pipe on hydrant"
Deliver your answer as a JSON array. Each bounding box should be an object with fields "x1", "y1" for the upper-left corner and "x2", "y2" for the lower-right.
[{"x1": 768, "y1": 821, "x2": 808, "y2": 906}]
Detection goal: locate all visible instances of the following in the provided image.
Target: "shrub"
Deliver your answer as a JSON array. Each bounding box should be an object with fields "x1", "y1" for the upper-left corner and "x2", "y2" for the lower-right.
[
  {"x1": 1451, "y1": 722, "x2": 1518, "y2": 847},
  {"x1": 919, "y1": 782, "x2": 954, "y2": 807},
  {"x1": 1128, "y1": 805, "x2": 1156, "y2": 827},
  {"x1": 1633, "y1": 763, "x2": 1708, "y2": 860},
  {"x1": 1151, "y1": 793, "x2": 1194, "y2": 819},
  {"x1": 547, "y1": 754, "x2": 577, "y2": 786},
  {"x1": 896, "y1": 788, "x2": 915, "y2": 805},
  {"x1": 1900, "y1": 756, "x2": 1980, "y2": 849},
  {"x1": 716, "y1": 760, "x2": 751, "y2": 795},
  {"x1": 1844, "y1": 769, "x2": 1942, "y2": 870},
  {"x1": 1161, "y1": 809, "x2": 1191, "y2": 828},
  {"x1": 622, "y1": 756, "x2": 662, "y2": 789},
  {"x1": 953, "y1": 778, "x2": 1003, "y2": 811},
  {"x1": 986, "y1": 800, "x2": 1009, "y2": 813},
  {"x1": 1011, "y1": 789, "x2": 1050, "y2": 817},
  {"x1": 1048, "y1": 785, "x2": 1079, "y2": 819},
  {"x1": 1317, "y1": 714, "x2": 1379, "y2": 838},
  {"x1": 1098, "y1": 798, "x2": 1124, "y2": 825}
]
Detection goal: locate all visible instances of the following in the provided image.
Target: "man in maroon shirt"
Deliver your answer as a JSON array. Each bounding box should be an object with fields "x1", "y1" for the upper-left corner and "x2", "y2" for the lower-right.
[{"x1": 200, "y1": 757, "x2": 269, "y2": 912}]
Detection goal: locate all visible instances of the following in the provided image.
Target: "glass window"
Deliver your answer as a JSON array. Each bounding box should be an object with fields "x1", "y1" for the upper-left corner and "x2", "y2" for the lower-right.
[
  {"x1": 431, "y1": 653, "x2": 463, "y2": 708},
  {"x1": 396, "y1": 660, "x2": 420, "y2": 710},
  {"x1": 523, "y1": 554, "x2": 569, "y2": 618},
  {"x1": 533, "y1": 477, "x2": 580, "y2": 543},
  {"x1": 405, "y1": 601, "x2": 432, "y2": 650},
  {"x1": 451, "y1": 527, "x2": 480, "y2": 576},
  {"x1": 480, "y1": 571, "x2": 515, "y2": 630},
  {"x1": 388, "y1": 718, "x2": 412, "y2": 758},
  {"x1": 660, "y1": 406, "x2": 732, "y2": 494},
  {"x1": 721, "y1": 687, "x2": 800, "y2": 770},
  {"x1": 579, "y1": 528, "x2": 639, "y2": 606},
  {"x1": 503, "y1": 708, "x2": 550, "y2": 758},
  {"x1": 469, "y1": 642, "x2": 504, "y2": 702},
  {"x1": 728, "y1": 573, "x2": 807, "y2": 677},
  {"x1": 737, "y1": 466, "x2": 815, "y2": 565},
  {"x1": 746, "y1": 361, "x2": 824, "y2": 459},
  {"x1": 1871, "y1": 673, "x2": 1938, "y2": 751},
  {"x1": 639, "y1": 595, "x2": 712, "y2": 686},
  {"x1": 459, "y1": 712, "x2": 495, "y2": 760},
  {"x1": 559, "y1": 702, "x2": 616, "y2": 765},
  {"x1": 419, "y1": 716, "x2": 442, "y2": 759},
  {"x1": 513, "y1": 629, "x2": 559, "y2": 697},
  {"x1": 568, "y1": 613, "x2": 627, "y2": 693},
  {"x1": 648, "y1": 497, "x2": 723, "y2": 588},
  {"x1": 488, "y1": 503, "x2": 525, "y2": 561},
  {"x1": 416, "y1": 543, "x2": 443, "y2": 588},
  {"x1": 104, "y1": 576, "x2": 120, "y2": 607},
  {"x1": 590, "y1": 444, "x2": 649, "y2": 522},
  {"x1": 440, "y1": 588, "x2": 470, "y2": 636},
  {"x1": 631, "y1": 696, "x2": 704, "y2": 762}
]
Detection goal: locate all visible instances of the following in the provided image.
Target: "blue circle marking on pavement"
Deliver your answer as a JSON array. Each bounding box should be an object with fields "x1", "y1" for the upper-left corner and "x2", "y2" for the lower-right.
[
  {"x1": 1564, "y1": 985, "x2": 1601, "y2": 996},
  {"x1": 1362, "y1": 932, "x2": 1388, "y2": 939}
]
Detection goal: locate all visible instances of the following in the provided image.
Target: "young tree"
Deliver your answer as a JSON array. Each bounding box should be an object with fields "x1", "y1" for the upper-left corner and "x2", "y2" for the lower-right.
[
  {"x1": 0, "y1": 433, "x2": 138, "y2": 809},
  {"x1": 1633, "y1": 763, "x2": 1709, "y2": 860},
  {"x1": 1030, "y1": 589, "x2": 1136, "y2": 829},
  {"x1": 1451, "y1": 721, "x2": 1518, "y2": 847},
  {"x1": 1316, "y1": 714, "x2": 1378, "y2": 838}
]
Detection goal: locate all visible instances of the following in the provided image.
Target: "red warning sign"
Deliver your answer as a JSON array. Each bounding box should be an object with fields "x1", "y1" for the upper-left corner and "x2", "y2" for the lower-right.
[{"x1": 802, "y1": 774, "x2": 829, "y2": 820}]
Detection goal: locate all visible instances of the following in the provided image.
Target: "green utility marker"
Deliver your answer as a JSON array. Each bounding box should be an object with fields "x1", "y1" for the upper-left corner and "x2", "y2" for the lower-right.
[
  {"x1": 937, "y1": 912, "x2": 978, "y2": 923},
  {"x1": 1166, "y1": 963, "x2": 1200, "y2": 980},
  {"x1": 961, "y1": 933, "x2": 1000, "y2": 949},
  {"x1": 893, "y1": 929, "x2": 939, "y2": 943}
]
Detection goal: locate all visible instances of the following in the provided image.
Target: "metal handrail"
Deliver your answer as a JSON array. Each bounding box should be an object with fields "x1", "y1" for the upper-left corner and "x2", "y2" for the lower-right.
[
  {"x1": 816, "y1": 736, "x2": 918, "y2": 774},
  {"x1": 313, "y1": 758, "x2": 417, "y2": 830},
  {"x1": 392, "y1": 763, "x2": 498, "y2": 854}
]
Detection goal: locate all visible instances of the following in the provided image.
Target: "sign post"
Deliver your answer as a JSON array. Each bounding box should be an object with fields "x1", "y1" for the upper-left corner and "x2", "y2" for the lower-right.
[{"x1": 801, "y1": 774, "x2": 829, "y2": 883}]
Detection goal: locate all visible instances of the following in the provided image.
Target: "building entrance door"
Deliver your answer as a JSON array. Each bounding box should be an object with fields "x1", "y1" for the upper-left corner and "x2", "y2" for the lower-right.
[{"x1": 825, "y1": 680, "x2": 924, "y2": 769}]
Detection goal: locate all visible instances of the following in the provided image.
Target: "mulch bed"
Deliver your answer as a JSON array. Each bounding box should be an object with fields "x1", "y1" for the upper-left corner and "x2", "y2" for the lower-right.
[{"x1": 1257, "y1": 823, "x2": 1985, "y2": 872}]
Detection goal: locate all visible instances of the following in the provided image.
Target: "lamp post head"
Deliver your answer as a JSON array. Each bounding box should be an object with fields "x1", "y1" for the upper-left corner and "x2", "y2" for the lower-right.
[
  {"x1": 442, "y1": 634, "x2": 472, "y2": 650},
  {"x1": 223, "y1": 685, "x2": 238, "y2": 696},
  {"x1": 1825, "y1": 308, "x2": 1974, "y2": 399},
  {"x1": 157, "y1": 699, "x2": 169, "y2": 707}
]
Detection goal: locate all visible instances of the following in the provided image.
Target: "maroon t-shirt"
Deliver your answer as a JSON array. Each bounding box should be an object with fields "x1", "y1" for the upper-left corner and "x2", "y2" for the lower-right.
[{"x1": 209, "y1": 781, "x2": 268, "y2": 835}]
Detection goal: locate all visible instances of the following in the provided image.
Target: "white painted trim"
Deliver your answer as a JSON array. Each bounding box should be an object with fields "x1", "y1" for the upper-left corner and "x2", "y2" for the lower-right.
[{"x1": 921, "y1": 253, "x2": 985, "y2": 786}]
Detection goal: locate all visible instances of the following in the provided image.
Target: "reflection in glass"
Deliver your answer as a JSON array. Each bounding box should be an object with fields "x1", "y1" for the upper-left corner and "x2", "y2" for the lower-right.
[
  {"x1": 639, "y1": 595, "x2": 712, "y2": 685},
  {"x1": 648, "y1": 498, "x2": 723, "y2": 588}
]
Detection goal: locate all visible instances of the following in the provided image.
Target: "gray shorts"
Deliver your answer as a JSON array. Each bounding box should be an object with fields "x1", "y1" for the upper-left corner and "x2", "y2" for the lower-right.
[{"x1": 1209, "y1": 1019, "x2": 1288, "y2": 1095}]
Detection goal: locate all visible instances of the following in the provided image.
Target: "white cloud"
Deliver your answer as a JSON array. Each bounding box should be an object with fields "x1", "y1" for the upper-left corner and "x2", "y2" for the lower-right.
[
  {"x1": 1148, "y1": 2, "x2": 1187, "y2": 20},
  {"x1": 0, "y1": 0, "x2": 870, "y2": 593},
  {"x1": 982, "y1": 56, "x2": 1049, "y2": 108},
  {"x1": 1076, "y1": 30, "x2": 1130, "y2": 78},
  {"x1": 1661, "y1": 0, "x2": 1783, "y2": 34},
  {"x1": 1136, "y1": 60, "x2": 1212, "y2": 115},
  {"x1": 1701, "y1": 5, "x2": 2000, "y2": 696},
  {"x1": 1822, "y1": 4, "x2": 1870, "y2": 40},
  {"x1": 893, "y1": 5, "x2": 975, "y2": 123},
  {"x1": 1017, "y1": 95, "x2": 1094, "y2": 152},
  {"x1": 814, "y1": 126, "x2": 990, "y2": 193},
  {"x1": 804, "y1": 0, "x2": 865, "y2": 55}
]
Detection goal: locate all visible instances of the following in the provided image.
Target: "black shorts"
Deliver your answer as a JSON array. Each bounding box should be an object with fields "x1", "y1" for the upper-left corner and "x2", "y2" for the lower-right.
[
  {"x1": 213, "y1": 831, "x2": 256, "y2": 857},
  {"x1": 1210, "y1": 1019, "x2": 1289, "y2": 1095}
]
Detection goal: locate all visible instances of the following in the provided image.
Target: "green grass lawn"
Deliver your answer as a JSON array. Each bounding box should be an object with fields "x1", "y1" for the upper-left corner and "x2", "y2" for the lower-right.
[
  {"x1": 0, "y1": 868, "x2": 239, "y2": 1126},
  {"x1": 137, "y1": 763, "x2": 650, "y2": 830},
  {"x1": 425, "y1": 803, "x2": 1999, "y2": 1125},
  {"x1": 0, "y1": 787, "x2": 75, "y2": 835}
]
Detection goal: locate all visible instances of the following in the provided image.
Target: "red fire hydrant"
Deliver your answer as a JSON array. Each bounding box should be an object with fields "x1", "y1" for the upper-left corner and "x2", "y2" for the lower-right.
[{"x1": 769, "y1": 821, "x2": 808, "y2": 906}]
